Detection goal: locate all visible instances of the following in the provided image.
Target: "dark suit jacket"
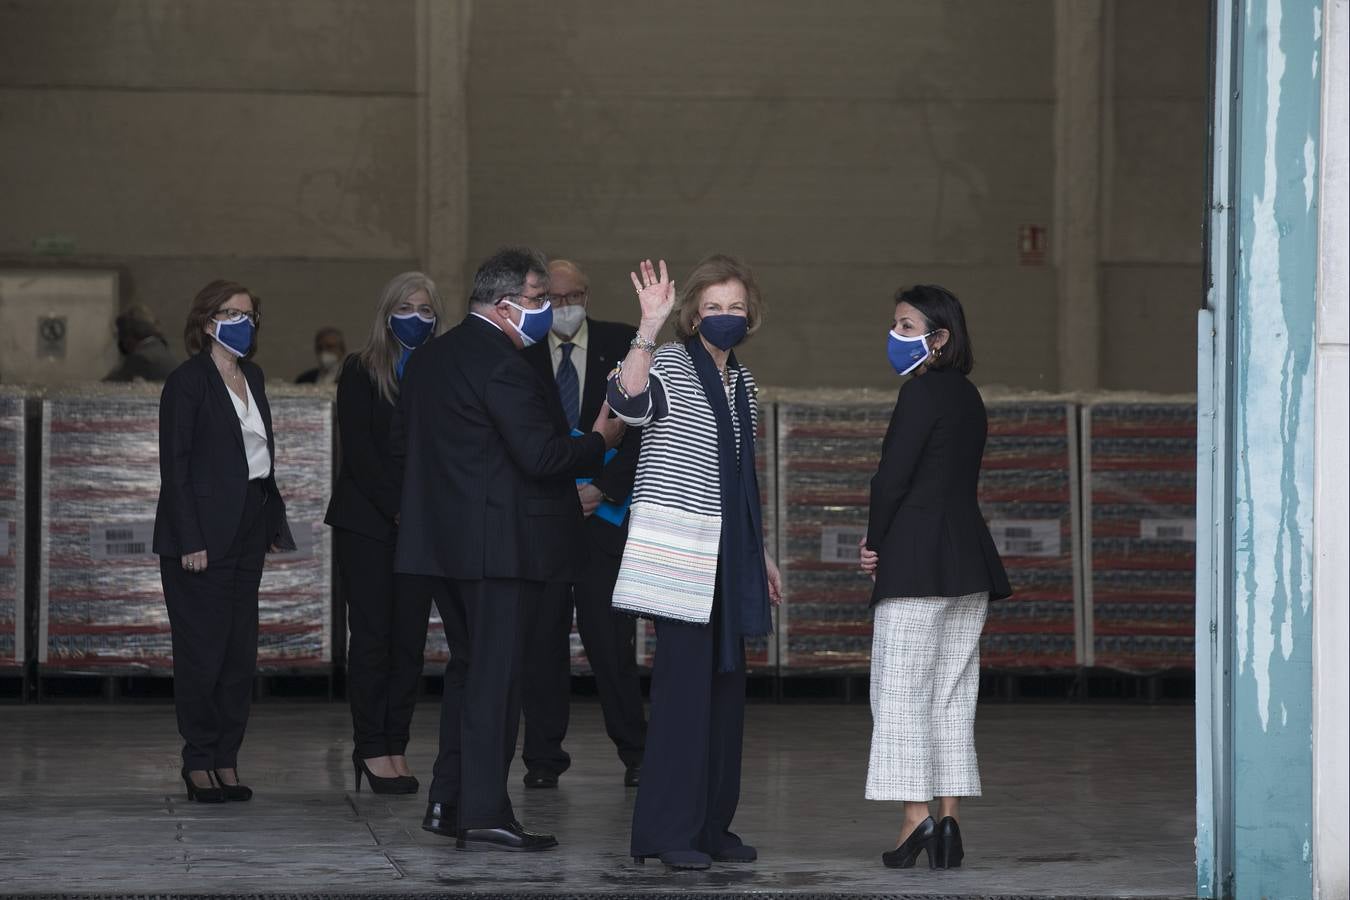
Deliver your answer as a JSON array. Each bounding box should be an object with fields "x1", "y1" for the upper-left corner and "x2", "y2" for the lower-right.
[
  {"x1": 522, "y1": 317, "x2": 642, "y2": 556},
  {"x1": 152, "y1": 350, "x2": 293, "y2": 560},
  {"x1": 324, "y1": 355, "x2": 401, "y2": 543},
  {"x1": 392, "y1": 314, "x2": 607, "y2": 582},
  {"x1": 865, "y1": 368, "x2": 1011, "y2": 604}
]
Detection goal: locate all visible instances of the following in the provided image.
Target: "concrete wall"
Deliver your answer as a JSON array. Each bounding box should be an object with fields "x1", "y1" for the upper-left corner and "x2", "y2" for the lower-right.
[
  {"x1": 0, "y1": 0, "x2": 1208, "y2": 391},
  {"x1": 0, "y1": 0, "x2": 422, "y2": 380},
  {"x1": 1099, "y1": 0, "x2": 1209, "y2": 392}
]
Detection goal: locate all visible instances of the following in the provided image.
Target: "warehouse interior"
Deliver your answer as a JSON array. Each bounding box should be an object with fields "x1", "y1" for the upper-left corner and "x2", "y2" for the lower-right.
[{"x1": 1, "y1": 2, "x2": 1346, "y2": 899}]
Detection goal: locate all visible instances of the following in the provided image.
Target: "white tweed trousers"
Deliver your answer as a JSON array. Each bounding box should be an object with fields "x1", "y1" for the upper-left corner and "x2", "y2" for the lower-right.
[{"x1": 865, "y1": 592, "x2": 989, "y2": 802}]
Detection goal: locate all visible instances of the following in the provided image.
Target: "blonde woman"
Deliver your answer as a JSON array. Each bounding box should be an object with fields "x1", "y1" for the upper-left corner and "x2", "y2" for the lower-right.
[
  {"x1": 607, "y1": 255, "x2": 783, "y2": 870},
  {"x1": 324, "y1": 272, "x2": 444, "y2": 794}
]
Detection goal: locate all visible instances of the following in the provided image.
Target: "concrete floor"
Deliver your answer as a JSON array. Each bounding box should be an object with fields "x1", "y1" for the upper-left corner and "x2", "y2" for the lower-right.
[{"x1": 0, "y1": 700, "x2": 1195, "y2": 898}]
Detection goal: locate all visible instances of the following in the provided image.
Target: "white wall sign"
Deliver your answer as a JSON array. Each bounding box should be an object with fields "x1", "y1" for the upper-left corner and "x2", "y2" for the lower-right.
[{"x1": 988, "y1": 519, "x2": 1062, "y2": 557}]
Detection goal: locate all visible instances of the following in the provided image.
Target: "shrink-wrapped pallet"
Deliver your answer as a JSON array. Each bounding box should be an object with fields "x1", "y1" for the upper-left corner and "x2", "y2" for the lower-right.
[
  {"x1": 38, "y1": 384, "x2": 332, "y2": 674},
  {"x1": 0, "y1": 388, "x2": 27, "y2": 671},
  {"x1": 1081, "y1": 398, "x2": 1196, "y2": 672},
  {"x1": 775, "y1": 390, "x2": 1083, "y2": 674}
]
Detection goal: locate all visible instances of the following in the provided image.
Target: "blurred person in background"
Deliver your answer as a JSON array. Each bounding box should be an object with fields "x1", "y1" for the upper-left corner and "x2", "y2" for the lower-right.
[
  {"x1": 153, "y1": 279, "x2": 295, "y2": 804},
  {"x1": 858, "y1": 284, "x2": 1010, "y2": 870},
  {"x1": 325, "y1": 271, "x2": 443, "y2": 795},
  {"x1": 607, "y1": 255, "x2": 782, "y2": 870},
  {"x1": 104, "y1": 304, "x2": 178, "y2": 382},
  {"x1": 296, "y1": 326, "x2": 345, "y2": 385},
  {"x1": 519, "y1": 258, "x2": 647, "y2": 790}
]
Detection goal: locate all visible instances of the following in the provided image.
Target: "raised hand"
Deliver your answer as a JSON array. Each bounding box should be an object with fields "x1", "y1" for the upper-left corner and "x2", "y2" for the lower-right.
[{"x1": 629, "y1": 259, "x2": 676, "y2": 332}]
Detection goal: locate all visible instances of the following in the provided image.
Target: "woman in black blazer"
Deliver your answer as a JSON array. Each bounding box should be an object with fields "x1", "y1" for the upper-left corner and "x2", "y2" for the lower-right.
[
  {"x1": 324, "y1": 271, "x2": 442, "y2": 794},
  {"x1": 859, "y1": 285, "x2": 1011, "y2": 870},
  {"x1": 153, "y1": 279, "x2": 294, "y2": 803}
]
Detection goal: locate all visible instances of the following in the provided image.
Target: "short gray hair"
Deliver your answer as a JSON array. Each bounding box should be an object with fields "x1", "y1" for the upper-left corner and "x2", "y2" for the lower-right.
[{"x1": 468, "y1": 247, "x2": 549, "y2": 308}]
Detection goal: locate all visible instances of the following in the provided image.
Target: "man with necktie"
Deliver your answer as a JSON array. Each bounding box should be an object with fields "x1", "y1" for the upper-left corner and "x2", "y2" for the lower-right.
[{"x1": 520, "y1": 259, "x2": 648, "y2": 789}]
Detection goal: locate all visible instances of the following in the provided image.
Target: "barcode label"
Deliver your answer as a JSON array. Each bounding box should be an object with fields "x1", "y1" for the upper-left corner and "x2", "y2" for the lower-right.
[
  {"x1": 1140, "y1": 518, "x2": 1196, "y2": 542},
  {"x1": 989, "y1": 519, "x2": 1062, "y2": 557},
  {"x1": 819, "y1": 526, "x2": 868, "y2": 564},
  {"x1": 89, "y1": 521, "x2": 155, "y2": 560}
]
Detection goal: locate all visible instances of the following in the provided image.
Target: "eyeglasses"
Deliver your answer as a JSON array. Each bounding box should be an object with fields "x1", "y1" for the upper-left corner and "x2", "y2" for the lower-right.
[
  {"x1": 497, "y1": 293, "x2": 550, "y2": 310},
  {"x1": 214, "y1": 308, "x2": 260, "y2": 326},
  {"x1": 546, "y1": 290, "x2": 588, "y2": 306}
]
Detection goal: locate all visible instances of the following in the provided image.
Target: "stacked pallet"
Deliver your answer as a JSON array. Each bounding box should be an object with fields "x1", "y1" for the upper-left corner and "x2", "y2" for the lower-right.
[
  {"x1": 38, "y1": 386, "x2": 332, "y2": 674},
  {"x1": 0, "y1": 389, "x2": 26, "y2": 671},
  {"x1": 1082, "y1": 399, "x2": 1196, "y2": 672},
  {"x1": 775, "y1": 392, "x2": 1082, "y2": 674}
]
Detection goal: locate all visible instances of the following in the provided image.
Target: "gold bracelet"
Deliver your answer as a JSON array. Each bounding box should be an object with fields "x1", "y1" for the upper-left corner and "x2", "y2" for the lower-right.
[{"x1": 630, "y1": 333, "x2": 657, "y2": 354}]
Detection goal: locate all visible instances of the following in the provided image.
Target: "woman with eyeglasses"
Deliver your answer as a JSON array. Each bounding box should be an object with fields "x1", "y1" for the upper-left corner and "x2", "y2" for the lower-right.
[
  {"x1": 153, "y1": 279, "x2": 295, "y2": 803},
  {"x1": 325, "y1": 272, "x2": 443, "y2": 794}
]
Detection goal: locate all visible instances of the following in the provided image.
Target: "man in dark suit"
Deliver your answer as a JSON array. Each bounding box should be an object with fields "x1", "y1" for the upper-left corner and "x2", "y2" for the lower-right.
[
  {"x1": 519, "y1": 259, "x2": 648, "y2": 789},
  {"x1": 392, "y1": 248, "x2": 624, "y2": 852}
]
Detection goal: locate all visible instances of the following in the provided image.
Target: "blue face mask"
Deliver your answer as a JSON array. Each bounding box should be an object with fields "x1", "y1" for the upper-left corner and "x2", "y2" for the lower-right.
[
  {"x1": 887, "y1": 329, "x2": 932, "y2": 376},
  {"x1": 213, "y1": 317, "x2": 255, "y2": 358},
  {"x1": 389, "y1": 312, "x2": 436, "y2": 350},
  {"x1": 501, "y1": 298, "x2": 552, "y2": 347},
  {"x1": 697, "y1": 314, "x2": 748, "y2": 351}
]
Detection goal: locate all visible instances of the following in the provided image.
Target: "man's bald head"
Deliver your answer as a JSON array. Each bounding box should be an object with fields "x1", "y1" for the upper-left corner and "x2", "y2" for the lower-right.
[{"x1": 548, "y1": 259, "x2": 589, "y2": 296}]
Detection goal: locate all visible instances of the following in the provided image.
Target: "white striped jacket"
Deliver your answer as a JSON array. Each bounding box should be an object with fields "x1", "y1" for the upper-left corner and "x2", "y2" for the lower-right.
[{"x1": 610, "y1": 341, "x2": 758, "y2": 624}]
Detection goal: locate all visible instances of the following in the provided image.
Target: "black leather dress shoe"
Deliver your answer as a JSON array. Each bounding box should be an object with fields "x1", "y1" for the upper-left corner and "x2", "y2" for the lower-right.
[
  {"x1": 421, "y1": 801, "x2": 457, "y2": 838},
  {"x1": 623, "y1": 765, "x2": 640, "y2": 787},
  {"x1": 523, "y1": 770, "x2": 559, "y2": 788},
  {"x1": 457, "y1": 822, "x2": 558, "y2": 852}
]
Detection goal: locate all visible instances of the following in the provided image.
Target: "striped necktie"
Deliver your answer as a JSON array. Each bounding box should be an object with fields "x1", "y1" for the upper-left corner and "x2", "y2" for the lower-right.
[{"x1": 556, "y1": 342, "x2": 580, "y2": 430}]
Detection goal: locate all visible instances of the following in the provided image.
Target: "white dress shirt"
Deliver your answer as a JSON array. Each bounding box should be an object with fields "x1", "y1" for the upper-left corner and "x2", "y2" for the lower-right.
[
  {"x1": 548, "y1": 318, "x2": 588, "y2": 425},
  {"x1": 227, "y1": 380, "x2": 272, "y2": 480}
]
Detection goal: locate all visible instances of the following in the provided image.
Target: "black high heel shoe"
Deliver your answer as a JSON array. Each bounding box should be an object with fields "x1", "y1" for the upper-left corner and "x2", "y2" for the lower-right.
[
  {"x1": 180, "y1": 767, "x2": 225, "y2": 803},
  {"x1": 935, "y1": 816, "x2": 964, "y2": 868},
  {"x1": 213, "y1": 769, "x2": 253, "y2": 802},
  {"x1": 882, "y1": 816, "x2": 937, "y2": 869},
  {"x1": 352, "y1": 750, "x2": 417, "y2": 794}
]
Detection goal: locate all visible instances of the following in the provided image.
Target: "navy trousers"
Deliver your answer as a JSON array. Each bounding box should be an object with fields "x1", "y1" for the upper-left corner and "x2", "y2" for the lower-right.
[{"x1": 629, "y1": 600, "x2": 747, "y2": 857}]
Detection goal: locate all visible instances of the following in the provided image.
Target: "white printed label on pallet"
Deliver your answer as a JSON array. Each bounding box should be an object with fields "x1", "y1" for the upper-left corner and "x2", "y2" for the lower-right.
[
  {"x1": 819, "y1": 525, "x2": 868, "y2": 564},
  {"x1": 0, "y1": 520, "x2": 9, "y2": 557},
  {"x1": 988, "y1": 519, "x2": 1062, "y2": 557},
  {"x1": 89, "y1": 521, "x2": 155, "y2": 559},
  {"x1": 273, "y1": 521, "x2": 317, "y2": 560},
  {"x1": 1139, "y1": 518, "x2": 1196, "y2": 542}
]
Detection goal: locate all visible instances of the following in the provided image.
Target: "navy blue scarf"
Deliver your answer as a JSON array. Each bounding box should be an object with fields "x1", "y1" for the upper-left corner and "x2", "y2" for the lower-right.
[{"x1": 686, "y1": 336, "x2": 771, "y2": 672}]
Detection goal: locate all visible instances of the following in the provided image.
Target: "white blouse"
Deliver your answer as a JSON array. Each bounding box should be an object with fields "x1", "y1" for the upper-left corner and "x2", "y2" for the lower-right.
[{"x1": 227, "y1": 380, "x2": 272, "y2": 480}]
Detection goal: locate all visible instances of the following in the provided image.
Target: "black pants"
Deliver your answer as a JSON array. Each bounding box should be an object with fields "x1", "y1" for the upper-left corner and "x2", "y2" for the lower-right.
[
  {"x1": 521, "y1": 544, "x2": 646, "y2": 775},
  {"x1": 629, "y1": 596, "x2": 747, "y2": 857},
  {"x1": 161, "y1": 479, "x2": 268, "y2": 771},
  {"x1": 422, "y1": 577, "x2": 538, "y2": 828},
  {"x1": 335, "y1": 529, "x2": 432, "y2": 758}
]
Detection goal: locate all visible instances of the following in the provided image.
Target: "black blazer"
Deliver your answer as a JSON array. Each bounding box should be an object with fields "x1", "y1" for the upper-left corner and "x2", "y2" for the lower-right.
[
  {"x1": 324, "y1": 355, "x2": 401, "y2": 543},
  {"x1": 391, "y1": 315, "x2": 607, "y2": 582},
  {"x1": 865, "y1": 368, "x2": 1011, "y2": 604},
  {"x1": 522, "y1": 317, "x2": 643, "y2": 556},
  {"x1": 152, "y1": 350, "x2": 293, "y2": 560}
]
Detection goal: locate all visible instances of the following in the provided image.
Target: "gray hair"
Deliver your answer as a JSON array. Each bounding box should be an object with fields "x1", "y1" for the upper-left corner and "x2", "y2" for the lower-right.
[{"x1": 468, "y1": 247, "x2": 550, "y2": 309}]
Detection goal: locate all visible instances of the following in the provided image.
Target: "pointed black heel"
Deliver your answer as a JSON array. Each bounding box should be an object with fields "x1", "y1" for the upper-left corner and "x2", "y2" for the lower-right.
[
  {"x1": 352, "y1": 750, "x2": 417, "y2": 795},
  {"x1": 180, "y1": 767, "x2": 225, "y2": 803},
  {"x1": 213, "y1": 769, "x2": 253, "y2": 802},
  {"x1": 881, "y1": 816, "x2": 937, "y2": 869},
  {"x1": 935, "y1": 816, "x2": 964, "y2": 868}
]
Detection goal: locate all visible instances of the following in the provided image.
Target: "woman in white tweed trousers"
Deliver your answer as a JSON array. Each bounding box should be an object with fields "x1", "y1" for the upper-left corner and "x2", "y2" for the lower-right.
[{"x1": 859, "y1": 284, "x2": 1011, "y2": 870}]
